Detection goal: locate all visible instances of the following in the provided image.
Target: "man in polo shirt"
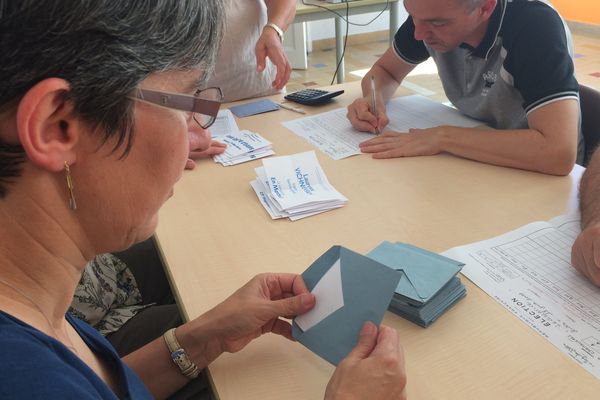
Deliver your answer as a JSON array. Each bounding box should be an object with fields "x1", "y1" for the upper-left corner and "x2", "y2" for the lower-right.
[{"x1": 347, "y1": 0, "x2": 580, "y2": 175}]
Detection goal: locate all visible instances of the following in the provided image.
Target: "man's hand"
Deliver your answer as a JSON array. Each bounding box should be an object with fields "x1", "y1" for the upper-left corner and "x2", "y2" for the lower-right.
[
  {"x1": 256, "y1": 28, "x2": 291, "y2": 91},
  {"x1": 325, "y1": 322, "x2": 407, "y2": 400},
  {"x1": 359, "y1": 127, "x2": 444, "y2": 158},
  {"x1": 347, "y1": 97, "x2": 389, "y2": 134},
  {"x1": 571, "y1": 223, "x2": 600, "y2": 287}
]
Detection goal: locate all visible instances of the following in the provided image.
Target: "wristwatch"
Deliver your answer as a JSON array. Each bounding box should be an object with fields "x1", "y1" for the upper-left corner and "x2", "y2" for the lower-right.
[{"x1": 163, "y1": 328, "x2": 199, "y2": 379}]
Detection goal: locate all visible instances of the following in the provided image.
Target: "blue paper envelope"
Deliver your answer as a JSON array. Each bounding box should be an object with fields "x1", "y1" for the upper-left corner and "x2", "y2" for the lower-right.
[
  {"x1": 292, "y1": 245, "x2": 400, "y2": 366},
  {"x1": 367, "y1": 241, "x2": 464, "y2": 306},
  {"x1": 228, "y1": 99, "x2": 280, "y2": 118}
]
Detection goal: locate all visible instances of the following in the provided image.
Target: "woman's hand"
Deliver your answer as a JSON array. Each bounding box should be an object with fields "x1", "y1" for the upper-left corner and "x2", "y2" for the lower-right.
[
  {"x1": 325, "y1": 322, "x2": 407, "y2": 400},
  {"x1": 206, "y1": 273, "x2": 315, "y2": 354}
]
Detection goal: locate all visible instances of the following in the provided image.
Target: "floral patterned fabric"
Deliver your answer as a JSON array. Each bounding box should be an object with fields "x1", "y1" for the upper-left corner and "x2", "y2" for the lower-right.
[{"x1": 69, "y1": 253, "x2": 151, "y2": 336}]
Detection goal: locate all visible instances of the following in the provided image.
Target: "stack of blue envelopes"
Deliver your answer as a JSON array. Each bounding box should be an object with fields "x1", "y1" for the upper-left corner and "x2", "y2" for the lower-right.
[{"x1": 367, "y1": 241, "x2": 466, "y2": 327}]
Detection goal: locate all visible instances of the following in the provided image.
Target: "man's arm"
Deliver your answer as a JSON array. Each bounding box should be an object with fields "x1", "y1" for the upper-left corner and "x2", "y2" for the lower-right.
[
  {"x1": 347, "y1": 48, "x2": 416, "y2": 133},
  {"x1": 360, "y1": 98, "x2": 579, "y2": 176},
  {"x1": 256, "y1": 0, "x2": 296, "y2": 90},
  {"x1": 571, "y1": 148, "x2": 600, "y2": 287}
]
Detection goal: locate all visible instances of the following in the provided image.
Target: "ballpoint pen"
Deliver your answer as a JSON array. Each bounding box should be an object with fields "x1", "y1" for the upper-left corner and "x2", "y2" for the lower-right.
[
  {"x1": 370, "y1": 74, "x2": 381, "y2": 135},
  {"x1": 278, "y1": 102, "x2": 306, "y2": 114}
]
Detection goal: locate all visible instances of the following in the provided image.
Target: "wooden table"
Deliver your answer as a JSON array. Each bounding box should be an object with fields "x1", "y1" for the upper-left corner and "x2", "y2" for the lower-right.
[
  {"x1": 295, "y1": 0, "x2": 401, "y2": 83},
  {"x1": 155, "y1": 81, "x2": 599, "y2": 399}
]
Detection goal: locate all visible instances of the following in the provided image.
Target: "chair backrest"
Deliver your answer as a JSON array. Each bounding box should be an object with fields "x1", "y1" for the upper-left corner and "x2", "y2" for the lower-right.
[{"x1": 580, "y1": 84, "x2": 600, "y2": 166}]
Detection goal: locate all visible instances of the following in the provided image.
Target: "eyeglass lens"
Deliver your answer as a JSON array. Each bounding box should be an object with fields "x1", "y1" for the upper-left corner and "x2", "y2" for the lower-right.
[{"x1": 193, "y1": 87, "x2": 222, "y2": 129}]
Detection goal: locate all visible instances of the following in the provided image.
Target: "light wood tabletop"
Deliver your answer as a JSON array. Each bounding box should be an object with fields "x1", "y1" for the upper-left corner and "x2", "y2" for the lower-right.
[{"x1": 155, "y1": 81, "x2": 598, "y2": 399}]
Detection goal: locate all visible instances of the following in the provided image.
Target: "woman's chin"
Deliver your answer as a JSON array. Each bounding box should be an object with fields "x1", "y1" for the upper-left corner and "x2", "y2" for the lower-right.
[{"x1": 128, "y1": 217, "x2": 159, "y2": 248}]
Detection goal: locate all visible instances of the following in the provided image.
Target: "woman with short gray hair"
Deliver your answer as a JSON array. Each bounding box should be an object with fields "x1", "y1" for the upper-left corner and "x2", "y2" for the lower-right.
[{"x1": 0, "y1": 1, "x2": 406, "y2": 399}]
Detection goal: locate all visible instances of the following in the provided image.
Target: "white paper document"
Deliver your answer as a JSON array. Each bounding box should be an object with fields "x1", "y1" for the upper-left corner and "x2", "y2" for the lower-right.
[
  {"x1": 295, "y1": 259, "x2": 344, "y2": 332},
  {"x1": 443, "y1": 214, "x2": 600, "y2": 379},
  {"x1": 209, "y1": 109, "x2": 239, "y2": 137},
  {"x1": 213, "y1": 130, "x2": 273, "y2": 166},
  {"x1": 282, "y1": 95, "x2": 482, "y2": 160},
  {"x1": 250, "y1": 151, "x2": 347, "y2": 220}
]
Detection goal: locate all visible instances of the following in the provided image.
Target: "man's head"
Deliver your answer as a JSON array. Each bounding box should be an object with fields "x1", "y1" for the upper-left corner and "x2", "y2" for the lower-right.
[{"x1": 403, "y1": 0, "x2": 497, "y2": 52}]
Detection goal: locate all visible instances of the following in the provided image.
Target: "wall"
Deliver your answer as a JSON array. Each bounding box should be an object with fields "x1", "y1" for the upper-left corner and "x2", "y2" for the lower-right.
[
  {"x1": 307, "y1": 4, "x2": 408, "y2": 42},
  {"x1": 306, "y1": 1, "x2": 600, "y2": 39},
  {"x1": 552, "y1": 1, "x2": 600, "y2": 25},
  {"x1": 309, "y1": 10, "x2": 392, "y2": 41}
]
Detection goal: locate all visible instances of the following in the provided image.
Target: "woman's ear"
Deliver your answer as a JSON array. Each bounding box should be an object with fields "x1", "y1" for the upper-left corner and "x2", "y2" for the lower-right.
[{"x1": 16, "y1": 78, "x2": 82, "y2": 172}]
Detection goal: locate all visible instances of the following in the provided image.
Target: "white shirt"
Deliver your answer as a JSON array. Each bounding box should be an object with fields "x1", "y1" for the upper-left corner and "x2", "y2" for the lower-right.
[{"x1": 206, "y1": 0, "x2": 279, "y2": 102}]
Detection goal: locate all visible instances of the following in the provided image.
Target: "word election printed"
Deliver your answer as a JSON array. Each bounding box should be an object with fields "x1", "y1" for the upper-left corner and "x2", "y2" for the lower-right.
[{"x1": 444, "y1": 214, "x2": 600, "y2": 379}]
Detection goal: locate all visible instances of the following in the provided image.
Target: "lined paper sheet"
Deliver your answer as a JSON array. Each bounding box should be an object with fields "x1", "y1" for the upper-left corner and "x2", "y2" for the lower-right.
[
  {"x1": 444, "y1": 214, "x2": 600, "y2": 379},
  {"x1": 282, "y1": 95, "x2": 481, "y2": 160}
]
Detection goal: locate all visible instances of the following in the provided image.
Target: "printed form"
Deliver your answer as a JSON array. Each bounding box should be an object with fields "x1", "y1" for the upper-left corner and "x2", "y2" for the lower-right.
[
  {"x1": 443, "y1": 214, "x2": 600, "y2": 379},
  {"x1": 282, "y1": 95, "x2": 481, "y2": 160}
]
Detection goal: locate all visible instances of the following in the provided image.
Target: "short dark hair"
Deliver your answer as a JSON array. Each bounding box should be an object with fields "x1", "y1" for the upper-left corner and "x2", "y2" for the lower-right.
[
  {"x1": 462, "y1": 0, "x2": 485, "y2": 11},
  {"x1": 0, "y1": 0, "x2": 224, "y2": 197}
]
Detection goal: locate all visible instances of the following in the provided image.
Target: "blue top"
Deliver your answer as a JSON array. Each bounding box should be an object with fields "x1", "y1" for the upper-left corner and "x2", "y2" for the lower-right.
[{"x1": 0, "y1": 311, "x2": 152, "y2": 399}]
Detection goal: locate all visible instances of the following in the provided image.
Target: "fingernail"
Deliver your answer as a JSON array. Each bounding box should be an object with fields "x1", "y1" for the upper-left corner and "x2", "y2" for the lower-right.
[
  {"x1": 300, "y1": 293, "x2": 314, "y2": 307},
  {"x1": 360, "y1": 321, "x2": 376, "y2": 335}
]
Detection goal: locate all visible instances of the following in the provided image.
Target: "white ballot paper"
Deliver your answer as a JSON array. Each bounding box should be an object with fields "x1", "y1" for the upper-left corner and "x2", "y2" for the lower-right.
[
  {"x1": 282, "y1": 94, "x2": 482, "y2": 160},
  {"x1": 250, "y1": 151, "x2": 347, "y2": 220},
  {"x1": 213, "y1": 130, "x2": 274, "y2": 166},
  {"x1": 443, "y1": 214, "x2": 600, "y2": 380},
  {"x1": 295, "y1": 258, "x2": 344, "y2": 331},
  {"x1": 209, "y1": 109, "x2": 239, "y2": 137}
]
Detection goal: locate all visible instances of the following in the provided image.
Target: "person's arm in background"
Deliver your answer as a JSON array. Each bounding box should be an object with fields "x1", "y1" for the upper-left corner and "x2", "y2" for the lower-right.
[
  {"x1": 359, "y1": 98, "x2": 579, "y2": 176},
  {"x1": 572, "y1": 148, "x2": 600, "y2": 287},
  {"x1": 347, "y1": 48, "x2": 416, "y2": 134},
  {"x1": 347, "y1": 16, "x2": 424, "y2": 134},
  {"x1": 257, "y1": 0, "x2": 296, "y2": 90}
]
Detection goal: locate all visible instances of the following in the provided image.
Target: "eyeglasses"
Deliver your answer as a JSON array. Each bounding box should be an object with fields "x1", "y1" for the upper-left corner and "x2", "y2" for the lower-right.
[{"x1": 130, "y1": 87, "x2": 223, "y2": 129}]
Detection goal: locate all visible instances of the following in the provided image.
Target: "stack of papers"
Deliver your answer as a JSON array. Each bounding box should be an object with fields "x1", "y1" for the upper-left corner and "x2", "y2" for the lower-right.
[
  {"x1": 210, "y1": 109, "x2": 239, "y2": 137},
  {"x1": 250, "y1": 151, "x2": 348, "y2": 220},
  {"x1": 292, "y1": 245, "x2": 401, "y2": 365},
  {"x1": 368, "y1": 241, "x2": 466, "y2": 327},
  {"x1": 213, "y1": 130, "x2": 274, "y2": 166},
  {"x1": 282, "y1": 94, "x2": 482, "y2": 160}
]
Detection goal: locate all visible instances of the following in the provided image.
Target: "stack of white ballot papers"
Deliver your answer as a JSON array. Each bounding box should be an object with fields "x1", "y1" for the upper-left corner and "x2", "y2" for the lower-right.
[
  {"x1": 250, "y1": 151, "x2": 348, "y2": 220},
  {"x1": 213, "y1": 130, "x2": 274, "y2": 166}
]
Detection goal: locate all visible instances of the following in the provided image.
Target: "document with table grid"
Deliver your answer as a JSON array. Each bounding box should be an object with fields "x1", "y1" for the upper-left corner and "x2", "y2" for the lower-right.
[
  {"x1": 282, "y1": 95, "x2": 481, "y2": 160},
  {"x1": 443, "y1": 214, "x2": 600, "y2": 379}
]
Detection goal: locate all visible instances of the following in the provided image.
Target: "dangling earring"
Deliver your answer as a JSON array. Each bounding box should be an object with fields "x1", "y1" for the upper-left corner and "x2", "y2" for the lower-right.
[{"x1": 64, "y1": 161, "x2": 77, "y2": 210}]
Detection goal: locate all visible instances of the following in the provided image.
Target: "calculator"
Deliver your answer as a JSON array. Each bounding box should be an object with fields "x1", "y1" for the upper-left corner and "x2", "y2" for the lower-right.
[{"x1": 284, "y1": 88, "x2": 344, "y2": 105}]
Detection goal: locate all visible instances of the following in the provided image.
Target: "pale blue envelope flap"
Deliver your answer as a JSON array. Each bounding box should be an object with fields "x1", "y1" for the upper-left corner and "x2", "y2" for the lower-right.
[
  {"x1": 292, "y1": 245, "x2": 400, "y2": 366},
  {"x1": 367, "y1": 241, "x2": 464, "y2": 304}
]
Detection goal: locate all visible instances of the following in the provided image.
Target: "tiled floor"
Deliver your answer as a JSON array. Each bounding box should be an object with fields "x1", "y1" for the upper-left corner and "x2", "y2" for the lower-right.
[{"x1": 287, "y1": 30, "x2": 600, "y2": 99}]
